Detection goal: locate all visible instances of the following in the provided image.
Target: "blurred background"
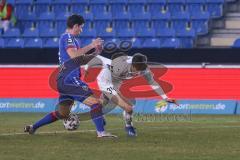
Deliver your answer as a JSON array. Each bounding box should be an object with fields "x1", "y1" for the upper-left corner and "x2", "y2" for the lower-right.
[{"x1": 0, "y1": 0, "x2": 240, "y2": 115}]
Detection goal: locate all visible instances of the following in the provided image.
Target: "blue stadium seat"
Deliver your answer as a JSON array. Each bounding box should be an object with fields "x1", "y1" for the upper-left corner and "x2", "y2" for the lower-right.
[
  {"x1": 5, "y1": 38, "x2": 24, "y2": 48},
  {"x1": 90, "y1": 0, "x2": 108, "y2": 4},
  {"x1": 151, "y1": 11, "x2": 171, "y2": 20},
  {"x1": 90, "y1": 4, "x2": 108, "y2": 15},
  {"x1": 156, "y1": 28, "x2": 176, "y2": 37},
  {"x1": 160, "y1": 38, "x2": 181, "y2": 48},
  {"x1": 110, "y1": 3, "x2": 127, "y2": 16},
  {"x1": 35, "y1": 0, "x2": 52, "y2": 3},
  {"x1": 186, "y1": 0, "x2": 206, "y2": 14},
  {"x1": 7, "y1": 0, "x2": 15, "y2": 5},
  {"x1": 56, "y1": 21, "x2": 66, "y2": 34},
  {"x1": 22, "y1": 28, "x2": 39, "y2": 38},
  {"x1": 71, "y1": 0, "x2": 89, "y2": 4},
  {"x1": 176, "y1": 28, "x2": 196, "y2": 48},
  {"x1": 38, "y1": 12, "x2": 55, "y2": 30},
  {"x1": 171, "y1": 11, "x2": 190, "y2": 20},
  {"x1": 206, "y1": 0, "x2": 224, "y2": 18},
  {"x1": 191, "y1": 11, "x2": 210, "y2": 35},
  {"x1": 17, "y1": 23, "x2": 33, "y2": 33},
  {"x1": 24, "y1": 38, "x2": 43, "y2": 48},
  {"x1": 93, "y1": 21, "x2": 111, "y2": 31},
  {"x1": 81, "y1": 12, "x2": 94, "y2": 21},
  {"x1": 18, "y1": 11, "x2": 37, "y2": 21},
  {"x1": 128, "y1": 3, "x2": 146, "y2": 14},
  {"x1": 94, "y1": 11, "x2": 112, "y2": 20},
  {"x1": 71, "y1": 2, "x2": 87, "y2": 14},
  {"x1": 128, "y1": 0, "x2": 147, "y2": 3},
  {"x1": 142, "y1": 38, "x2": 161, "y2": 48},
  {"x1": 176, "y1": 28, "x2": 196, "y2": 37},
  {"x1": 52, "y1": 0, "x2": 70, "y2": 15},
  {"x1": 131, "y1": 38, "x2": 142, "y2": 48},
  {"x1": 80, "y1": 28, "x2": 97, "y2": 37},
  {"x1": 117, "y1": 28, "x2": 135, "y2": 38},
  {"x1": 148, "y1": 0, "x2": 166, "y2": 15},
  {"x1": 2, "y1": 28, "x2": 21, "y2": 38},
  {"x1": 232, "y1": 39, "x2": 240, "y2": 48},
  {"x1": 132, "y1": 12, "x2": 151, "y2": 20},
  {"x1": 15, "y1": 0, "x2": 33, "y2": 4},
  {"x1": 17, "y1": 12, "x2": 37, "y2": 31},
  {"x1": 148, "y1": 0, "x2": 166, "y2": 3},
  {"x1": 152, "y1": 20, "x2": 170, "y2": 31},
  {"x1": 39, "y1": 28, "x2": 58, "y2": 38},
  {"x1": 103, "y1": 38, "x2": 120, "y2": 47},
  {"x1": 39, "y1": 12, "x2": 55, "y2": 20},
  {"x1": 56, "y1": 12, "x2": 72, "y2": 21},
  {"x1": 132, "y1": 20, "x2": 150, "y2": 32},
  {"x1": 171, "y1": 11, "x2": 190, "y2": 32},
  {"x1": 53, "y1": 0, "x2": 70, "y2": 3},
  {"x1": 114, "y1": 20, "x2": 130, "y2": 31},
  {"x1": 98, "y1": 28, "x2": 116, "y2": 38},
  {"x1": 10, "y1": 0, "x2": 226, "y2": 48},
  {"x1": 15, "y1": 0, "x2": 33, "y2": 18},
  {"x1": 38, "y1": 21, "x2": 54, "y2": 32},
  {"x1": 83, "y1": 21, "x2": 92, "y2": 30},
  {"x1": 44, "y1": 38, "x2": 59, "y2": 48},
  {"x1": 109, "y1": 0, "x2": 127, "y2": 3},
  {"x1": 80, "y1": 38, "x2": 93, "y2": 47},
  {"x1": 112, "y1": 10, "x2": 131, "y2": 20},
  {"x1": 0, "y1": 38, "x2": 5, "y2": 48},
  {"x1": 34, "y1": 0, "x2": 52, "y2": 16},
  {"x1": 136, "y1": 28, "x2": 156, "y2": 37},
  {"x1": 167, "y1": 0, "x2": 186, "y2": 13}
]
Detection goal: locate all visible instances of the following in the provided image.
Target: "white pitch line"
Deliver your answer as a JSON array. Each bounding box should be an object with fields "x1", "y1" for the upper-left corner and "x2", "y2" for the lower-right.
[
  {"x1": 0, "y1": 128, "x2": 121, "y2": 136},
  {"x1": 1, "y1": 125, "x2": 240, "y2": 136},
  {"x1": 136, "y1": 125, "x2": 240, "y2": 130}
]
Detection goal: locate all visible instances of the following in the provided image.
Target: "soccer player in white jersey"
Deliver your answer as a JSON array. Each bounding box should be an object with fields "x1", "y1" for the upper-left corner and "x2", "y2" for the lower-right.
[{"x1": 84, "y1": 52, "x2": 178, "y2": 136}]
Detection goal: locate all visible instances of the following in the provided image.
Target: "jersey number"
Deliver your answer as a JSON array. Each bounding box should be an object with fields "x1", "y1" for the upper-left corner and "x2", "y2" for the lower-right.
[{"x1": 107, "y1": 87, "x2": 116, "y2": 94}]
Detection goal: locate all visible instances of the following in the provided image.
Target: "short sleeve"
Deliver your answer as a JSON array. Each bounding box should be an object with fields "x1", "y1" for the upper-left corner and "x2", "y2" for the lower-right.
[{"x1": 63, "y1": 36, "x2": 77, "y2": 50}]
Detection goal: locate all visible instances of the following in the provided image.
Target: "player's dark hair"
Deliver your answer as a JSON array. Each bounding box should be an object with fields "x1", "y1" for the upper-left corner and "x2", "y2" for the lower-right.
[
  {"x1": 132, "y1": 53, "x2": 147, "y2": 71},
  {"x1": 111, "y1": 52, "x2": 127, "y2": 60},
  {"x1": 67, "y1": 14, "x2": 85, "y2": 29}
]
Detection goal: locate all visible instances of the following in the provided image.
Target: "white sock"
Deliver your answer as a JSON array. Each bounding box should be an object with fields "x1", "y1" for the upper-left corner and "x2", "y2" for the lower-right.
[{"x1": 123, "y1": 111, "x2": 133, "y2": 127}]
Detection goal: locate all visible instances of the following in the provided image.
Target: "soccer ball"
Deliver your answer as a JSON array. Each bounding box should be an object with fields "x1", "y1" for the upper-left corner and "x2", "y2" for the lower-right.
[{"x1": 63, "y1": 113, "x2": 80, "y2": 131}]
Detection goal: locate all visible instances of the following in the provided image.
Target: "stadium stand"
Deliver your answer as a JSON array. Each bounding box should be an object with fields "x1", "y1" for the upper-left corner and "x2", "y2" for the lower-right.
[
  {"x1": 0, "y1": 0, "x2": 238, "y2": 48},
  {"x1": 232, "y1": 38, "x2": 240, "y2": 48}
]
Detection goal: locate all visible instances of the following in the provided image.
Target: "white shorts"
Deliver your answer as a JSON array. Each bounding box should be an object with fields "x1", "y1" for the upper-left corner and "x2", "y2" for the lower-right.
[{"x1": 97, "y1": 67, "x2": 120, "y2": 99}]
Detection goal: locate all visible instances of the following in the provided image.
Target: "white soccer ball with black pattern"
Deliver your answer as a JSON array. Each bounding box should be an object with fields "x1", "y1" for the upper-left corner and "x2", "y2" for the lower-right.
[{"x1": 63, "y1": 113, "x2": 80, "y2": 131}]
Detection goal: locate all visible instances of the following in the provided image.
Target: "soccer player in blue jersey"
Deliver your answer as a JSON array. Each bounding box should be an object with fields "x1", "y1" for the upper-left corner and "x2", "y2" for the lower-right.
[{"x1": 24, "y1": 14, "x2": 116, "y2": 138}]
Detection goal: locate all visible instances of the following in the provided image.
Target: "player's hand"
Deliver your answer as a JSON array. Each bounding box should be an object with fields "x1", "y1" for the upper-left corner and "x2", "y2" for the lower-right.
[
  {"x1": 166, "y1": 98, "x2": 179, "y2": 106},
  {"x1": 91, "y1": 38, "x2": 104, "y2": 55},
  {"x1": 91, "y1": 38, "x2": 104, "y2": 48}
]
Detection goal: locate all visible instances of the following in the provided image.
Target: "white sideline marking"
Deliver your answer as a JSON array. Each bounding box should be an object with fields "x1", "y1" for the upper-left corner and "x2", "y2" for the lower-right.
[
  {"x1": 1, "y1": 125, "x2": 240, "y2": 136},
  {"x1": 0, "y1": 128, "x2": 121, "y2": 136}
]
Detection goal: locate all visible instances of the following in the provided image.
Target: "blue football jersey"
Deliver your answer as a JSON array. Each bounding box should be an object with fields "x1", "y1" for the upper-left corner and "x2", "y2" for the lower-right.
[{"x1": 58, "y1": 33, "x2": 81, "y2": 81}]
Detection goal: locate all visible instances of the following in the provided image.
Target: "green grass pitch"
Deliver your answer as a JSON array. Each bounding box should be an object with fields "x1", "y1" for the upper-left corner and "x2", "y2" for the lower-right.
[{"x1": 0, "y1": 113, "x2": 240, "y2": 160}]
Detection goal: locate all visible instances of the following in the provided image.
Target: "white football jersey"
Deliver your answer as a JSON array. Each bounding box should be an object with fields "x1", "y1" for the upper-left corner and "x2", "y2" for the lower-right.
[
  {"x1": 85, "y1": 54, "x2": 167, "y2": 100},
  {"x1": 93, "y1": 55, "x2": 154, "y2": 83}
]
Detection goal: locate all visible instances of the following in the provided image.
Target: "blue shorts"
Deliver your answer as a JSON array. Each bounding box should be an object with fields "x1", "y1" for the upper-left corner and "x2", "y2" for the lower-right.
[{"x1": 57, "y1": 76, "x2": 93, "y2": 103}]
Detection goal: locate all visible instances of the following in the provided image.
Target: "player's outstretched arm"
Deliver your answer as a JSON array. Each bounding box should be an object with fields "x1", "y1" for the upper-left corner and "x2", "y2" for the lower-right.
[
  {"x1": 67, "y1": 38, "x2": 104, "y2": 58},
  {"x1": 143, "y1": 70, "x2": 178, "y2": 106}
]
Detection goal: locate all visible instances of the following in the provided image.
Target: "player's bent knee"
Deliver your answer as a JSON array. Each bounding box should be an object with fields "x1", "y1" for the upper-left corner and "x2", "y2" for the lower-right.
[
  {"x1": 58, "y1": 110, "x2": 70, "y2": 119},
  {"x1": 59, "y1": 99, "x2": 74, "y2": 107}
]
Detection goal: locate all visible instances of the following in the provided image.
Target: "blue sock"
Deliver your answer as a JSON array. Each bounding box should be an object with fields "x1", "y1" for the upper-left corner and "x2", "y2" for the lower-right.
[
  {"x1": 33, "y1": 111, "x2": 61, "y2": 130},
  {"x1": 91, "y1": 104, "x2": 104, "y2": 132}
]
